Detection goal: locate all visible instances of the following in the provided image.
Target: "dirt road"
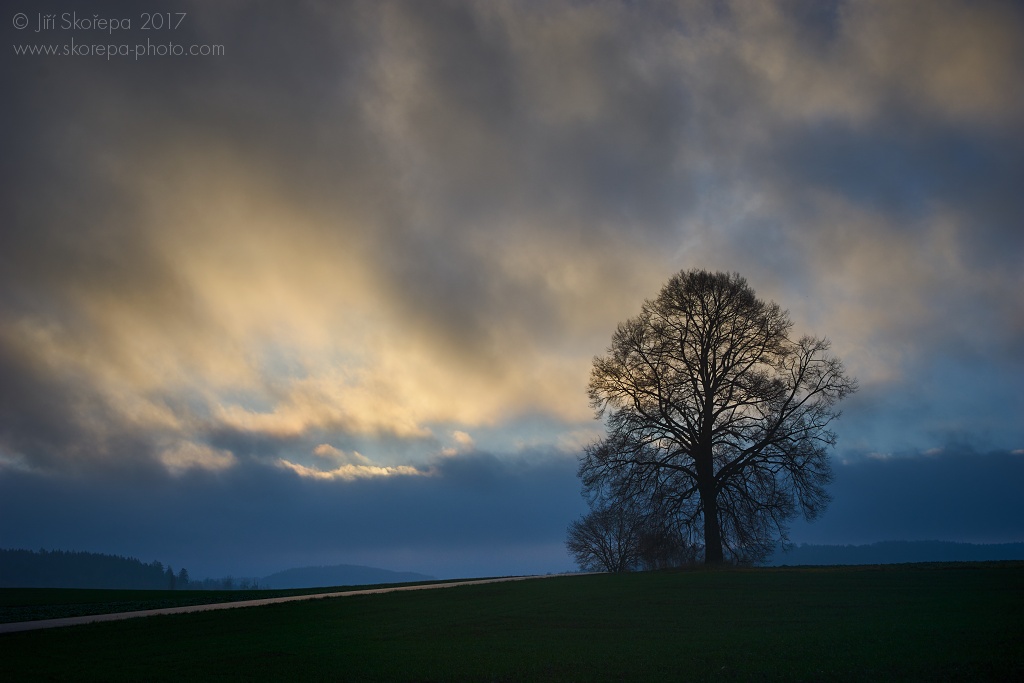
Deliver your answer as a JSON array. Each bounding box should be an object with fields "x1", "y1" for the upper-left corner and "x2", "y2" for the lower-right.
[{"x1": 0, "y1": 573, "x2": 577, "y2": 634}]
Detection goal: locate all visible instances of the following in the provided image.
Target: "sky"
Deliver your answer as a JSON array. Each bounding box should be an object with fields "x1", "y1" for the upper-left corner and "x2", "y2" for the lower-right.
[{"x1": 2, "y1": 0, "x2": 1022, "y2": 579}]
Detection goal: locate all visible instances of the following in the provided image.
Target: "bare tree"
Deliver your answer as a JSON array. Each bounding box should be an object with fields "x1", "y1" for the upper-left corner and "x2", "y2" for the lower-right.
[
  {"x1": 583, "y1": 270, "x2": 856, "y2": 564},
  {"x1": 565, "y1": 503, "x2": 647, "y2": 572}
]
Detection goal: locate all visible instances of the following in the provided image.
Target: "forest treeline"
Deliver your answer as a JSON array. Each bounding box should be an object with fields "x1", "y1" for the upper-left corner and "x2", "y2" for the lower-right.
[
  {"x1": 0, "y1": 548, "x2": 188, "y2": 589},
  {"x1": 0, "y1": 549, "x2": 260, "y2": 590},
  {"x1": 769, "y1": 541, "x2": 1024, "y2": 566}
]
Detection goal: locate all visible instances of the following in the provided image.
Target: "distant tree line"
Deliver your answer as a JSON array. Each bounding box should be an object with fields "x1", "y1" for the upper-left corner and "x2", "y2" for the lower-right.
[
  {"x1": 189, "y1": 575, "x2": 264, "y2": 590},
  {"x1": 0, "y1": 549, "x2": 191, "y2": 589},
  {"x1": 0, "y1": 548, "x2": 268, "y2": 590}
]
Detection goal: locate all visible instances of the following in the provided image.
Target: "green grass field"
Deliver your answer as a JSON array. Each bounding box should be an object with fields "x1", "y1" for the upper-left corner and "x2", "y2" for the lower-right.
[{"x1": 1, "y1": 563, "x2": 1022, "y2": 681}]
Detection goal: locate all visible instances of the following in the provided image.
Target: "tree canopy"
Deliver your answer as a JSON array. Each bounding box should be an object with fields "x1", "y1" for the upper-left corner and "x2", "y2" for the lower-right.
[{"x1": 578, "y1": 269, "x2": 856, "y2": 564}]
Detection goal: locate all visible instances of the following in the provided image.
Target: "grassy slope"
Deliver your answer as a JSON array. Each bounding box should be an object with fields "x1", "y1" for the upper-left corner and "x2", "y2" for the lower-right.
[{"x1": 1, "y1": 564, "x2": 1022, "y2": 682}]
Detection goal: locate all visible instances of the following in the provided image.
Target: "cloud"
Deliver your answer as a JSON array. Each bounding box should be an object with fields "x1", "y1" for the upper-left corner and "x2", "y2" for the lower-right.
[
  {"x1": 0, "y1": 448, "x2": 585, "y2": 578},
  {"x1": 312, "y1": 444, "x2": 373, "y2": 465},
  {"x1": 278, "y1": 444, "x2": 428, "y2": 482},
  {"x1": 160, "y1": 442, "x2": 237, "y2": 476},
  {"x1": 1, "y1": 0, "x2": 1022, "y2": 574},
  {"x1": 701, "y1": 0, "x2": 1024, "y2": 128},
  {"x1": 441, "y1": 430, "x2": 475, "y2": 457},
  {"x1": 839, "y1": 0, "x2": 1024, "y2": 125},
  {"x1": 790, "y1": 446, "x2": 1024, "y2": 545},
  {"x1": 276, "y1": 459, "x2": 425, "y2": 482}
]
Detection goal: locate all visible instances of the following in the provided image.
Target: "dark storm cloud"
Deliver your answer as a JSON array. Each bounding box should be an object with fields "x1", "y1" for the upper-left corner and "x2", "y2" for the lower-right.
[
  {"x1": 766, "y1": 117, "x2": 1024, "y2": 271},
  {"x1": 0, "y1": 448, "x2": 585, "y2": 578},
  {"x1": 0, "y1": 332, "x2": 105, "y2": 470},
  {"x1": 790, "y1": 447, "x2": 1024, "y2": 545}
]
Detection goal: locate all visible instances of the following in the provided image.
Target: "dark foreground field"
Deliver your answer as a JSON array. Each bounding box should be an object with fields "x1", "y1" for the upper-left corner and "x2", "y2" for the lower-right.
[
  {"x1": 1, "y1": 563, "x2": 1021, "y2": 681},
  {"x1": 0, "y1": 579, "x2": 465, "y2": 625}
]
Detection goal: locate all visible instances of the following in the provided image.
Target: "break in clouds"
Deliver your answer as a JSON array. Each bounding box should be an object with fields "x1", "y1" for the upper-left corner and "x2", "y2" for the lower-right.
[{"x1": 2, "y1": 0, "x2": 1022, "y2": 574}]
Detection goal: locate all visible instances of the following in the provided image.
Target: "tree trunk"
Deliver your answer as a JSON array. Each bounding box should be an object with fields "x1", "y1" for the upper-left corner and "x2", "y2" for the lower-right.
[
  {"x1": 696, "y1": 444, "x2": 725, "y2": 564},
  {"x1": 702, "y1": 488, "x2": 725, "y2": 564}
]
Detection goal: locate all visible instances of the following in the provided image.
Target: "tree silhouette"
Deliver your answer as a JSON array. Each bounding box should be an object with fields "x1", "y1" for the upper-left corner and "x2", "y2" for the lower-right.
[
  {"x1": 0, "y1": 549, "x2": 191, "y2": 589},
  {"x1": 566, "y1": 496, "x2": 700, "y2": 572},
  {"x1": 565, "y1": 503, "x2": 646, "y2": 572},
  {"x1": 582, "y1": 270, "x2": 856, "y2": 564}
]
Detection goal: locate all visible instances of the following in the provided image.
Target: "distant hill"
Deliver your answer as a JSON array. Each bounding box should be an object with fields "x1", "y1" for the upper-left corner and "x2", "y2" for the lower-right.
[
  {"x1": 768, "y1": 541, "x2": 1024, "y2": 566},
  {"x1": 0, "y1": 548, "x2": 185, "y2": 589},
  {"x1": 261, "y1": 564, "x2": 435, "y2": 589}
]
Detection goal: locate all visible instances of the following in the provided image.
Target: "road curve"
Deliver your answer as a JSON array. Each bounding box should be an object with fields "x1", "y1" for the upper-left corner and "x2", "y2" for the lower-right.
[{"x1": 0, "y1": 573, "x2": 591, "y2": 634}]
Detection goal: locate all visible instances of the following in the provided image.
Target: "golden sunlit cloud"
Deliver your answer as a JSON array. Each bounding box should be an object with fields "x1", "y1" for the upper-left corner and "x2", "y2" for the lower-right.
[
  {"x1": 276, "y1": 443, "x2": 432, "y2": 481},
  {"x1": 159, "y1": 442, "x2": 237, "y2": 475},
  {"x1": 312, "y1": 443, "x2": 374, "y2": 465},
  {"x1": 441, "y1": 430, "x2": 475, "y2": 457},
  {"x1": 277, "y1": 458, "x2": 427, "y2": 482}
]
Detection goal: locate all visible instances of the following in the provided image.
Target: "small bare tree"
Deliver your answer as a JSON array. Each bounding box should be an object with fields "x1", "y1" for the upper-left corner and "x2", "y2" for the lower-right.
[
  {"x1": 565, "y1": 503, "x2": 646, "y2": 572},
  {"x1": 583, "y1": 269, "x2": 856, "y2": 564}
]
